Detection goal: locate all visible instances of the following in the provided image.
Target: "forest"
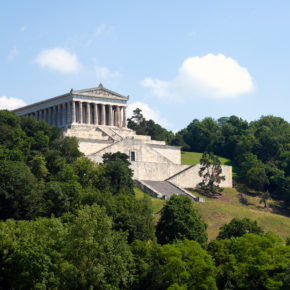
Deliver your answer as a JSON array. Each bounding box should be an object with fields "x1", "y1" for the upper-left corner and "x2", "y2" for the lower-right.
[
  {"x1": 0, "y1": 109, "x2": 289, "y2": 289},
  {"x1": 128, "y1": 109, "x2": 290, "y2": 205}
]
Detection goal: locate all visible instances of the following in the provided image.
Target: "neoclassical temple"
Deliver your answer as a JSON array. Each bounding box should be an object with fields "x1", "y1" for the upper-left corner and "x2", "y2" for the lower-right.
[
  {"x1": 13, "y1": 84, "x2": 232, "y2": 200},
  {"x1": 13, "y1": 83, "x2": 127, "y2": 128}
]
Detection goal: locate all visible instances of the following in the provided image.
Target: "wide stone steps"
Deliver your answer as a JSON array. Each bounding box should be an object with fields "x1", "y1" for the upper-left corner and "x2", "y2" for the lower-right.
[
  {"x1": 98, "y1": 126, "x2": 123, "y2": 141},
  {"x1": 138, "y1": 180, "x2": 197, "y2": 201}
]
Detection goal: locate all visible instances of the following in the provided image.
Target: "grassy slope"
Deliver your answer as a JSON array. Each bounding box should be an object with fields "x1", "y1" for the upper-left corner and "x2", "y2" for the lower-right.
[
  {"x1": 135, "y1": 151, "x2": 290, "y2": 240},
  {"x1": 192, "y1": 188, "x2": 290, "y2": 240},
  {"x1": 181, "y1": 151, "x2": 239, "y2": 178},
  {"x1": 181, "y1": 151, "x2": 230, "y2": 166},
  {"x1": 134, "y1": 186, "x2": 165, "y2": 213},
  {"x1": 135, "y1": 186, "x2": 290, "y2": 240}
]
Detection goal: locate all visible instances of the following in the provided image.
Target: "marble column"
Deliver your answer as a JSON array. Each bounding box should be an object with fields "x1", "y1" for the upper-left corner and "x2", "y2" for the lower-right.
[
  {"x1": 123, "y1": 106, "x2": 127, "y2": 127},
  {"x1": 50, "y1": 107, "x2": 53, "y2": 125},
  {"x1": 86, "y1": 102, "x2": 90, "y2": 124},
  {"x1": 52, "y1": 106, "x2": 56, "y2": 126},
  {"x1": 79, "y1": 102, "x2": 83, "y2": 124},
  {"x1": 113, "y1": 107, "x2": 117, "y2": 126},
  {"x1": 108, "y1": 105, "x2": 113, "y2": 126},
  {"x1": 38, "y1": 110, "x2": 42, "y2": 121},
  {"x1": 101, "y1": 104, "x2": 105, "y2": 125},
  {"x1": 47, "y1": 108, "x2": 50, "y2": 125},
  {"x1": 62, "y1": 104, "x2": 66, "y2": 125},
  {"x1": 71, "y1": 101, "x2": 75, "y2": 123},
  {"x1": 93, "y1": 103, "x2": 98, "y2": 125},
  {"x1": 66, "y1": 102, "x2": 70, "y2": 124},
  {"x1": 116, "y1": 106, "x2": 121, "y2": 127},
  {"x1": 58, "y1": 104, "x2": 62, "y2": 126},
  {"x1": 43, "y1": 109, "x2": 47, "y2": 122}
]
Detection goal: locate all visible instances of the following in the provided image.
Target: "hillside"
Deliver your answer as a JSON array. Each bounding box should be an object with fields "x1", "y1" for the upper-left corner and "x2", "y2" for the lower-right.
[
  {"x1": 135, "y1": 186, "x2": 290, "y2": 240},
  {"x1": 181, "y1": 151, "x2": 231, "y2": 166},
  {"x1": 181, "y1": 151, "x2": 239, "y2": 178}
]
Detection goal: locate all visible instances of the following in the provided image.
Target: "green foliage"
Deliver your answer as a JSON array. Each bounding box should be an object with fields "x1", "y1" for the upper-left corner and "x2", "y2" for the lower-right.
[
  {"x1": 177, "y1": 115, "x2": 290, "y2": 204},
  {"x1": 198, "y1": 152, "x2": 225, "y2": 196},
  {"x1": 103, "y1": 151, "x2": 131, "y2": 165},
  {"x1": 156, "y1": 195, "x2": 208, "y2": 248},
  {"x1": 0, "y1": 160, "x2": 41, "y2": 220},
  {"x1": 1, "y1": 110, "x2": 290, "y2": 288},
  {"x1": 103, "y1": 153, "x2": 135, "y2": 195},
  {"x1": 108, "y1": 194, "x2": 154, "y2": 243},
  {"x1": 64, "y1": 204, "x2": 134, "y2": 289},
  {"x1": 127, "y1": 108, "x2": 175, "y2": 144},
  {"x1": 0, "y1": 205, "x2": 135, "y2": 289},
  {"x1": 131, "y1": 239, "x2": 217, "y2": 289},
  {"x1": 217, "y1": 218, "x2": 264, "y2": 239},
  {"x1": 29, "y1": 155, "x2": 49, "y2": 180},
  {"x1": 208, "y1": 233, "x2": 290, "y2": 289}
]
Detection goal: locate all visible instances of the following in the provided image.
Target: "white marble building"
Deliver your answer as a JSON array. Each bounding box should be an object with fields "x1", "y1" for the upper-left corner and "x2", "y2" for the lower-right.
[
  {"x1": 13, "y1": 83, "x2": 127, "y2": 128},
  {"x1": 13, "y1": 84, "x2": 232, "y2": 200}
]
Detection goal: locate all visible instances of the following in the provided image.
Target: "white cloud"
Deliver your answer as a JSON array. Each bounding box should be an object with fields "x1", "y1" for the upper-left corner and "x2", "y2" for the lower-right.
[
  {"x1": 35, "y1": 48, "x2": 80, "y2": 73},
  {"x1": 95, "y1": 65, "x2": 121, "y2": 79},
  {"x1": 8, "y1": 47, "x2": 19, "y2": 61},
  {"x1": 0, "y1": 96, "x2": 26, "y2": 110},
  {"x1": 127, "y1": 102, "x2": 169, "y2": 127},
  {"x1": 141, "y1": 78, "x2": 170, "y2": 98},
  {"x1": 142, "y1": 53, "x2": 254, "y2": 100}
]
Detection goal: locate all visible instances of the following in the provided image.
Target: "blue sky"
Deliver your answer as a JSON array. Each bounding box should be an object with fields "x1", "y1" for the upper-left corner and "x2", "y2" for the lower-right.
[{"x1": 1, "y1": 1, "x2": 289, "y2": 131}]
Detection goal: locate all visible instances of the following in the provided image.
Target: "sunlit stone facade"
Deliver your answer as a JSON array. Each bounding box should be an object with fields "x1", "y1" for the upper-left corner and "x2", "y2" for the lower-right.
[
  {"x1": 13, "y1": 83, "x2": 127, "y2": 128},
  {"x1": 13, "y1": 84, "x2": 232, "y2": 194}
]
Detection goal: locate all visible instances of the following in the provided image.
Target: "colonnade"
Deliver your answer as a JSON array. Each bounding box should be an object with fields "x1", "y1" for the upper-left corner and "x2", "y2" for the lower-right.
[{"x1": 25, "y1": 101, "x2": 127, "y2": 127}]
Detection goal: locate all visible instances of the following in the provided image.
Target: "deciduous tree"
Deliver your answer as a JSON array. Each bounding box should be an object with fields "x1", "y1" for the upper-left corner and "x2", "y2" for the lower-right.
[
  {"x1": 198, "y1": 152, "x2": 225, "y2": 196},
  {"x1": 156, "y1": 195, "x2": 208, "y2": 248}
]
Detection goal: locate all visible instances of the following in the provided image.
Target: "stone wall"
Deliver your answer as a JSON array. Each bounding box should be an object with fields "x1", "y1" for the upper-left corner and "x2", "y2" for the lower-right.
[
  {"x1": 167, "y1": 164, "x2": 233, "y2": 188},
  {"x1": 131, "y1": 161, "x2": 189, "y2": 180},
  {"x1": 89, "y1": 139, "x2": 179, "y2": 164},
  {"x1": 150, "y1": 144, "x2": 181, "y2": 164},
  {"x1": 64, "y1": 125, "x2": 112, "y2": 141},
  {"x1": 79, "y1": 139, "x2": 112, "y2": 155}
]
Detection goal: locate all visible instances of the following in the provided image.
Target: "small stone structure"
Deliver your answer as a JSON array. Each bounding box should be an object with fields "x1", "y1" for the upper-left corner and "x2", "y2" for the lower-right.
[{"x1": 13, "y1": 84, "x2": 232, "y2": 198}]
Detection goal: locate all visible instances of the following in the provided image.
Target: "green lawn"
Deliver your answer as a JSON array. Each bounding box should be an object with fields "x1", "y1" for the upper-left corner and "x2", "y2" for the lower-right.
[
  {"x1": 190, "y1": 188, "x2": 290, "y2": 240},
  {"x1": 135, "y1": 186, "x2": 290, "y2": 241},
  {"x1": 134, "y1": 186, "x2": 165, "y2": 213},
  {"x1": 181, "y1": 151, "x2": 239, "y2": 178}
]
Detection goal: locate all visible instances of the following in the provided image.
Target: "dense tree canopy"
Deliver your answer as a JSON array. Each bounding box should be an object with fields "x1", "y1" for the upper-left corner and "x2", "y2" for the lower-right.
[
  {"x1": 128, "y1": 109, "x2": 290, "y2": 204},
  {"x1": 178, "y1": 115, "x2": 290, "y2": 204},
  {"x1": 127, "y1": 108, "x2": 175, "y2": 144},
  {"x1": 156, "y1": 195, "x2": 208, "y2": 248},
  {"x1": 217, "y1": 218, "x2": 264, "y2": 240},
  {"x1": 1, "y1": 109, "x2": 290, "y2": 289},
  {"x1": 131, "y1": 239, "x2": 217, "y2": 290},
  {"x1": 208, "y1": 233, "x2": 290, "y2": 289}
]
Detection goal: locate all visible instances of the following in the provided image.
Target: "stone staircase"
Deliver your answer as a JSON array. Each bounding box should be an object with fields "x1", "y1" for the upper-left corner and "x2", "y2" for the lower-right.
[
  {"x1": 135, "y1": 179, "x2": 199, "y2": 201},
  {"x1": 98, "y1": 126, "x2": 123, "y2": 141}
]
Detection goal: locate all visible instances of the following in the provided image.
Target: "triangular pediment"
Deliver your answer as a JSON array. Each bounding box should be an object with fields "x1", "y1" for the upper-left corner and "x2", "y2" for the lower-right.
[{"x1": 73, "y1": 84, "x2": 129, "y2": 101}]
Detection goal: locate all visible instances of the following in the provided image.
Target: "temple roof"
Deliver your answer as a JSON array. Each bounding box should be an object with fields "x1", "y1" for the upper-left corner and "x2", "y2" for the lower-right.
[
  {"x1": 72, "y1": 83, "x2": 129, "y2": 101},
  {"x1": 13, "y1": 84, "x2": 129, "y2": 112}
]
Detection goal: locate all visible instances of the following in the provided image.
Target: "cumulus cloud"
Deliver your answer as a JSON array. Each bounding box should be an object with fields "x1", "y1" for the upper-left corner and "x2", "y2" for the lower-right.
[
  {"x1": 0, "y1": 96, "x2": 26, "y2": 110},
  {"x1": 94, "y1": 65, "x2": 121, "y2": 79},
  {"x1": 35, "y1": 48, "x2": 80, "y2": 73},
  {"x1": 127, "y1": 102, "x2": 169, "y2": 127},
  {"x1": 141, "y1": 78, "x2": 170, "y2": 98},
  {"x1": 142, "y1": 53, "x2": 254, "y2": 100},
  {"x1": 8, "y1": 47, "x2": 19, "y2": 61}
]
